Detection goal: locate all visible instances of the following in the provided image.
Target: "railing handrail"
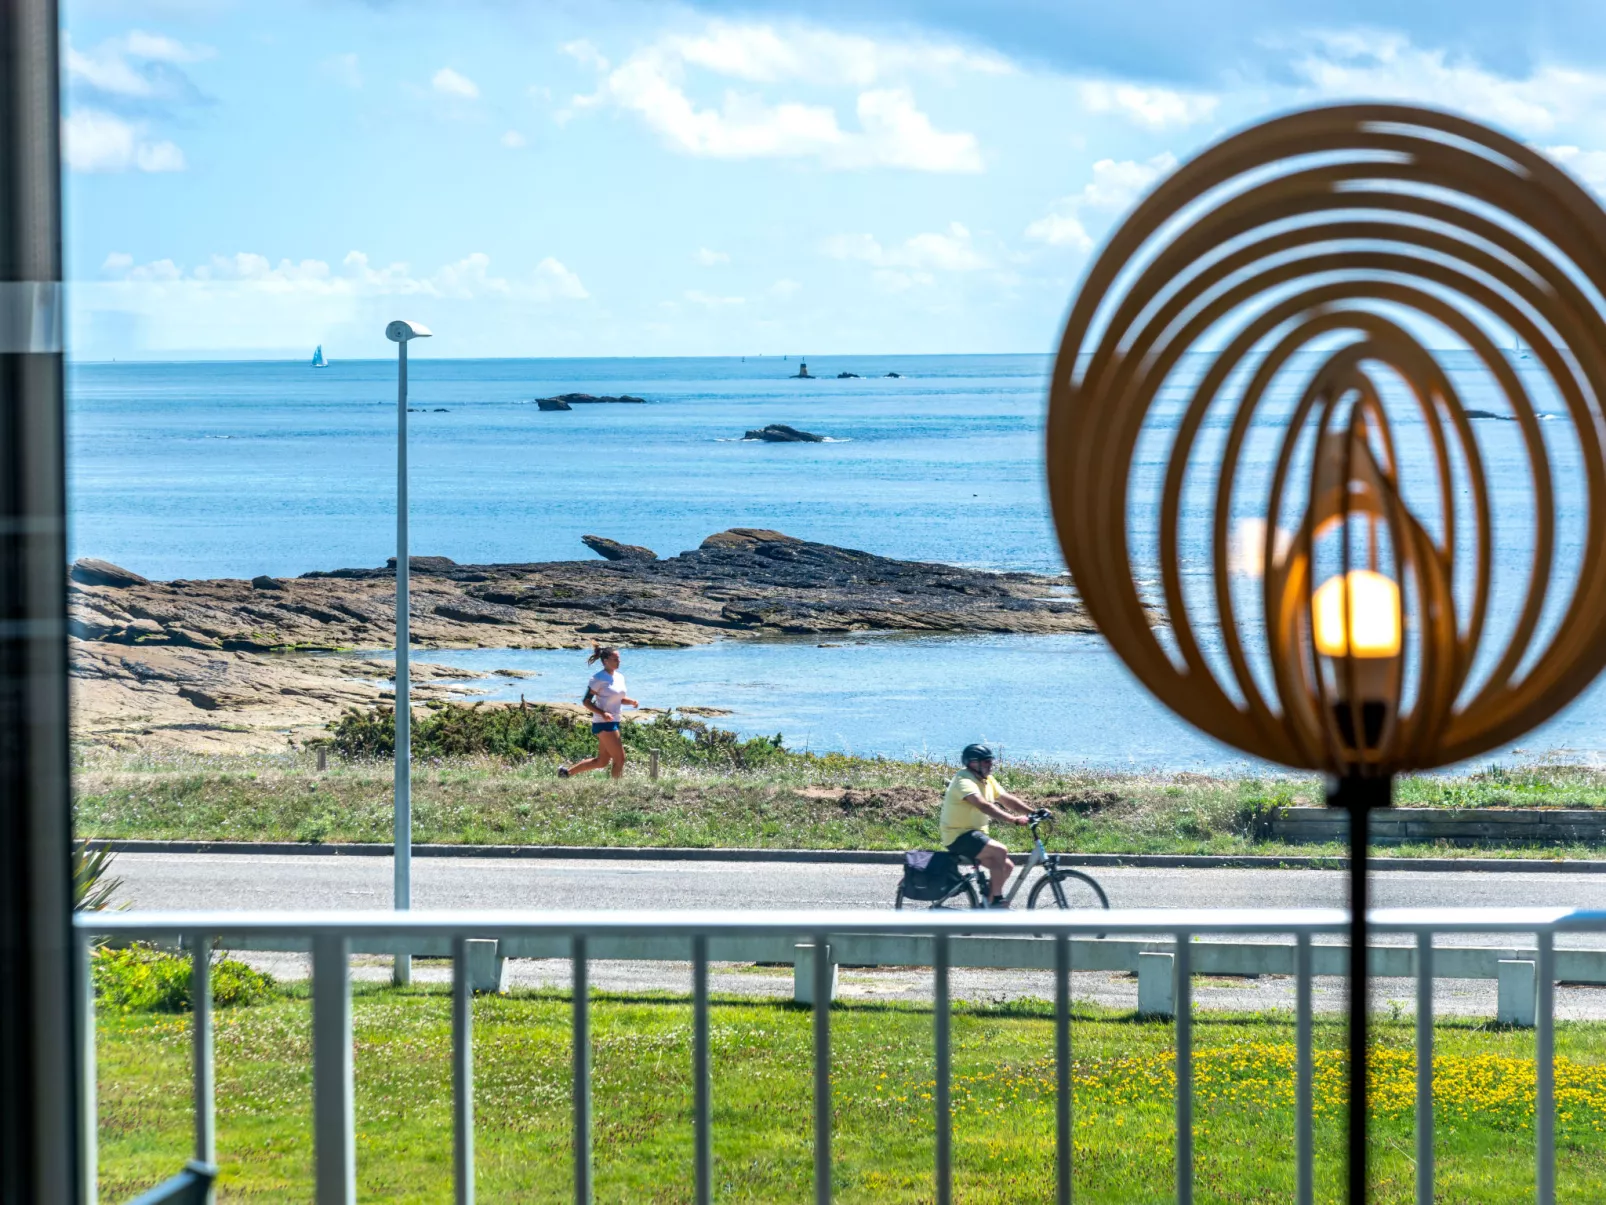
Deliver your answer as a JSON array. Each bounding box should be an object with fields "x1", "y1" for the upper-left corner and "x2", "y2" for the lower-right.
[
  {"x1": 72, "y1": 904, "x2": 1606, "y2": 940},
  {"x1": 80, "y1": 905, "x2": 1580, "y2": 1205}
]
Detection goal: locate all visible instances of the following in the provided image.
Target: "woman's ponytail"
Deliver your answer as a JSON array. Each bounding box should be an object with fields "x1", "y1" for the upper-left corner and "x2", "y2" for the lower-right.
[{"x1": 586, "y1": 641, "x2": 618, "y2": 666}]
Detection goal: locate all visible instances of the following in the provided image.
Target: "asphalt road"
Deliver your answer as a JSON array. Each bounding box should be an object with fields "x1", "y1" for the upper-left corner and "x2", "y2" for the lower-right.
[
  {"x1": 108, "y1": 851, "x2": 1606, "y2": 921},
  {"x1": 106, "y1": 853, "x2": 1606, "y2": 1016}
]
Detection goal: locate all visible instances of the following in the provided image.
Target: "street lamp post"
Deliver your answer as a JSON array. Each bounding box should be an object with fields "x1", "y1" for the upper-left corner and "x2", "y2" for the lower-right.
[
  {"x1": 1047, "y1": 104, "x2": 1606, "y2": 1205},
  {"x1": 385, "y1": 319, "x2": 431, "y2": 986}
]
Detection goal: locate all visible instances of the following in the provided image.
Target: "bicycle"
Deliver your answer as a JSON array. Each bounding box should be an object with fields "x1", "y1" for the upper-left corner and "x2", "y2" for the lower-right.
[{"x1": 894, "y1": 808, "x2": 1110, "y2": 911}]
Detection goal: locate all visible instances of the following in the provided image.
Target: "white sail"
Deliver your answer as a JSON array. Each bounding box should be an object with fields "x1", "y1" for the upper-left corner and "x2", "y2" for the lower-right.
[{"x1": 312, "y1": 345, "x2": 328, "y2": 368}]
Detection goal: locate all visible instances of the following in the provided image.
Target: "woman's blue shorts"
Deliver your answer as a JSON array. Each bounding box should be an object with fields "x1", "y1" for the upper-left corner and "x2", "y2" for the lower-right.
[{"x1": 592, "y1": 721, "x2": 621, "y2": 734}]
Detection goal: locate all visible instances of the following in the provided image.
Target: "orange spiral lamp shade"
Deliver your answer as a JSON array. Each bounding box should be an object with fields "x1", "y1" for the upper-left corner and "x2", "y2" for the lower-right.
[{"x1": 1046, "y1": 103, "x2": 1606, "y2": 777}]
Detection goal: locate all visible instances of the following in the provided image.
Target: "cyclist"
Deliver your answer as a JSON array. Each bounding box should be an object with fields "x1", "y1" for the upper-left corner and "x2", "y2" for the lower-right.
[{"x1": 940, "y1": 743, "x2": 1034, "y2": 908}]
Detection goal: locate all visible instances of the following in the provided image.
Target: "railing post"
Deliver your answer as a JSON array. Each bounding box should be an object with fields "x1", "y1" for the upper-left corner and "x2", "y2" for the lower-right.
[
  {"x1": 1175, "y1": 934, "x2": 1192, "y2": 1205},
  {"x1": 1536, "y1": 931, "x2": 1555, "y2": 1205},
  {"x1": 1055, "y1": 932, "x2": 1072, "y2": 1205},
  {"x1": 79, "y1": 933, "x2": 98, "y2": 1205},
  {"x1": 693, "y1": 935, "x2": 712, "y2": 1205},
  {"x1": 452, "y1": 937, "x2": 474, "y2": 1205},
  {"x1": 1414, "y1": 933, "x2": 1432, "y2": 1205},
  {"x1": 312, "y1": 935, "x2": 355, "y2": 1205},
  {"x1": 813, "y1": 930, "x2": 832, "y2": 1205},
  {"x1": 1296, "y1": 933, "x2": 1313, "y2": 1205},
  {"x1": 192, "y1": 936, "x2": 215, "y2": 1203},
  {"x1": 573, "y1": 936, "x2": 592, "y2": 1205},
  {"x1": 934, "y1": 933, "x2": 951, "y2": 1205}
]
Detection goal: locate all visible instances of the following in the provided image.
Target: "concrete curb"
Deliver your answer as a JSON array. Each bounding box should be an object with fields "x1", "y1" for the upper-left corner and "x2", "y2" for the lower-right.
[{"x1": 81, "y1": 838, "x2": 1606, "y2": 873}]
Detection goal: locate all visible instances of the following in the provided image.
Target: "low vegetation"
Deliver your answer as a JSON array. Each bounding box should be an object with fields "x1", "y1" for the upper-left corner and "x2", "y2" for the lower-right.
[
  {"x1": 93, "y1": 944, "x2": 279, "y2": 1013},
  {"x1": 72, "y1": 705, "x2": 1606, "y2": 857},
  {"x1": 95, "y1": 987, "x2": 1606, "y2": 1202}
]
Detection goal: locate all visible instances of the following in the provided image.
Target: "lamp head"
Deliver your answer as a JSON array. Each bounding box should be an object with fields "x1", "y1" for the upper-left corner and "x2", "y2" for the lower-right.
[{"x1": 385, "y1": 320, "x2": 433, "y2": 343}]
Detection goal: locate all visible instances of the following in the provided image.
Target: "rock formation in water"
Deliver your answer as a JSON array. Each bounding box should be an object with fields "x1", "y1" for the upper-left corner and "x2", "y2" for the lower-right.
[
  {"x1": 67, "y1": 529, "x2": 1098, "y2": 750},
  {"x1": 744, "y1": 424, "x2": 825, "y2": 443},
  {"x1": 582, "y1": 535, "x2": 658, "y2": 562},
  {"x1": 535, "y1": 393, "x2": 646, "y2": 410}
]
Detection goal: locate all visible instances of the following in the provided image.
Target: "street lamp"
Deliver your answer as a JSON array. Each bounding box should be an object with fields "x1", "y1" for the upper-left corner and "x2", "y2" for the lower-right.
[
  {"x1": 385, "y1": 318, "x2": 431, "y2": 986},
  {"x1": 1047, "y1": 104, "x2": 1606, "y2": 1204}
]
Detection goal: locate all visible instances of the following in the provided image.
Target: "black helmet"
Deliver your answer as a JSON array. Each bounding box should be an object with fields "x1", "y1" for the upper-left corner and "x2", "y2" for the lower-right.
[{"x1": 960, "y1": 743, "x2": 994, "y2": 765}]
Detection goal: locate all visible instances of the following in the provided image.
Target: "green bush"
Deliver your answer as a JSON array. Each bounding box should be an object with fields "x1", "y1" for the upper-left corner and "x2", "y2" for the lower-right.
[
  {"x1": 324, "y1": 702, "x2": 793, "y2": 771},
  {"x1": 93, "y1": 944, "x2": 278, "y2": 1013}
]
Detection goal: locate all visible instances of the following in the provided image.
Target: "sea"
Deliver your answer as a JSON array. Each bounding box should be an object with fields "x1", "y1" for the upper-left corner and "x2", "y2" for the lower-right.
[{"x1": 67, "y1": 352, "x2": 1606, "y2": 772}]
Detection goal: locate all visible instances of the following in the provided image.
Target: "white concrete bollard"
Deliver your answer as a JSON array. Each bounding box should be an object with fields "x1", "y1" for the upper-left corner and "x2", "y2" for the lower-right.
[
  {"x1": 465, "y1": 938, "x2": 507, "y2": 994},
  {"x1": 1138, "y1": 950, "x2": 1176, "y2": 1019},
  {"x1": 793, "y1": 942, "x2": 838, "y2": 1006},
  {"x1": 1497, "y1": 958, "x2": 1537, "y2": 1027}
]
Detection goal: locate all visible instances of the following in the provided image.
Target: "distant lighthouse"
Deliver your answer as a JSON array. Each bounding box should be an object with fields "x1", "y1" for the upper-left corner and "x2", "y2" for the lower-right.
[{"x1": 792, "y1": 360, "x2": 813, "y2": 379}]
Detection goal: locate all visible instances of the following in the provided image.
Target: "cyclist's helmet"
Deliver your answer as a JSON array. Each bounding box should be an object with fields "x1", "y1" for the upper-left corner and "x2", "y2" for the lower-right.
[{"x1": 960, "y1": 743, "x2": 995, "y2": 765}]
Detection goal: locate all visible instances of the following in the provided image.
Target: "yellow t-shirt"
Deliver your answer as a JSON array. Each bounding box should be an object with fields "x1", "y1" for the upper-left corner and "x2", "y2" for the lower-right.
[{"x1": 940, "y1": 770, "x2": 999, "y2": 846}]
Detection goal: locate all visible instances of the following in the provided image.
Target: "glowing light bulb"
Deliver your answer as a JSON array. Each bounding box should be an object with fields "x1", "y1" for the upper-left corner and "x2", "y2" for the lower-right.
[{"x1": 1312, "y1": 569, "x2": 1402, "y2": 658}]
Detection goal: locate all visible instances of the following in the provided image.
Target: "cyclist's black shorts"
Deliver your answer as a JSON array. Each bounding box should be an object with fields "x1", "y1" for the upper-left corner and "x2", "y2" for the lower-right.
[{"x1": 946, "y1": 830, "x2": 991, "y2": 859}]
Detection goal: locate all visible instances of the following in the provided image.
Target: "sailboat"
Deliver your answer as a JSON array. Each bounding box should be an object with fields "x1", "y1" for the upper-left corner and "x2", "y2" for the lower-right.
[{"x1": 311, "y1": 345, "x2": 329, "y2": 368}]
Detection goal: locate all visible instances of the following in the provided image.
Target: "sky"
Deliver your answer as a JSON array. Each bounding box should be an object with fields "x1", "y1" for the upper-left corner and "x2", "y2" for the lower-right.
[{"x1": 59, "y1": 0, "x2": 1606, "y2": 360}]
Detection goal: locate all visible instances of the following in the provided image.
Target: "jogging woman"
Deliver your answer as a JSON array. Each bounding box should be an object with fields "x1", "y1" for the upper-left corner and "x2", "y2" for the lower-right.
[{"x1": 558, "y1": 643, "x2": 638, "y2": 779}]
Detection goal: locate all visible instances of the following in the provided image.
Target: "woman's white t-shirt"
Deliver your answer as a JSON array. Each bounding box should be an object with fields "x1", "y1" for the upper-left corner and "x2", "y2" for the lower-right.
[{"x1": 587, "y1": 670, "x2": 629, "y2": 722}]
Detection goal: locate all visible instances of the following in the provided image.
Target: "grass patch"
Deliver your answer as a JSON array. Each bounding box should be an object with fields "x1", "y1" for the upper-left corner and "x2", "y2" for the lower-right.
[
  {"x1": 97, "y1": 988, "x2": 1606, "y2": 1202},
  {"x1": 74, "y1": 743, "x2": 1606, "y2": 859}
]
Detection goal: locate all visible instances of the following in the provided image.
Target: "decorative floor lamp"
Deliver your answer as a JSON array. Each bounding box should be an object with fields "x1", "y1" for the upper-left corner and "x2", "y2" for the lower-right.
[{"x1": 1046, "y1": 104, "x2": 1606, "y2": 1203}]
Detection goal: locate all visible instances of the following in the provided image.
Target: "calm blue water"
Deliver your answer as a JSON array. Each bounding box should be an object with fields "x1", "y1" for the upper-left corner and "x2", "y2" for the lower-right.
[{"x1": 68, "y1": 353, "x2": 1606, "y2": 770}]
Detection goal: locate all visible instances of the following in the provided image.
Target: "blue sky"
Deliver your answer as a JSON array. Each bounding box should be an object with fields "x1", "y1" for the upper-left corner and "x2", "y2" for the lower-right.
[{"x1": 61, "y1": 0, "x2": 1606, "y2": 359}]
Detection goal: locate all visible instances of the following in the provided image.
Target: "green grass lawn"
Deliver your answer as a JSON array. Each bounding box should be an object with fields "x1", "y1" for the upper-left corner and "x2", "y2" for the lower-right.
[
  {"x1": 75, "y1": 745, "x2": 1606, "y2": 860},
  {"x1": 97, "y1": 986, "x2": 1606, "y2": 1203}
]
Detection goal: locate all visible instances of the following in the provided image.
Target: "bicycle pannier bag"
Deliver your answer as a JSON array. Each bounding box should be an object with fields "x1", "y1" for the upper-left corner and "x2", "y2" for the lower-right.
[{"x1": 900, "y1": 849, "x2": 961, "y2": 901}]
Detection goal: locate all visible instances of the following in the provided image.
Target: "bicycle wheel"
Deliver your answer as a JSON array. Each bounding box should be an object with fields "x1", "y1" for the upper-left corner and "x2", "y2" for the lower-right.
[
  {"x1": 1027, "y1": 869, "x2": 1110, "y2": 911},
  {"x1": 895, "y1": 879, "x2": 982, "y2": 910}
]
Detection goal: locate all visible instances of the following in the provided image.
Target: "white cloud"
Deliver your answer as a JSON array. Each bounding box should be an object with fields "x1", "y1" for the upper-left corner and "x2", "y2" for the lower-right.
[
  {"x1": 1026, "y1": 153, "x2": 1177, "y2": 250},
  {"x1": 101, "y1": 252, "x2": 134, "y2": 273},
  {"x1": 63, "y1": 109, "x2": 185, "y2": 173},
  {"x1": 1286, "y1": 30, "x2": 1606, "y2": 136},
  {"x1": 668, "y1": 20, "x2": 1011, "y2": 88},
  {"x1": 322, "y1": 53, "x2": 362, "y2": 90},
  {"x1": 695, "y1": 247, "x2": 731, "y2": 265},
  {"x1": 1077, "y1": 81, "x2": 1217, "y2": 129},
  {"x1": 571, "y1": 20, "x2": 990, "y2": 172},
  {"x1": 533, "y1": 257, "x2": 589, "y2": 300},
  {"x1": 64, "y1": 30, "x2": 211, "y2": 99},
  {"x1": 501, "y1": 130, "x2": 527, "y2": 148},
  {"x1": 432, "y1": 67, "x2": 480, "y2": 100},
  {"x1": 769, "y1": 278, "x2": 801, "y2": 298},
  {"x1": 823, "y1": 222, "x2": 988, "y2": 289}
]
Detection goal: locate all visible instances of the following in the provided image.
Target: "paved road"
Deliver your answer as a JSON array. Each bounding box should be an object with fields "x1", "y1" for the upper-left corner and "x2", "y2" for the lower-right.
[
  {"x1": 109, "y1": 851, "x2": 1606, "y2": 922},
  {"x1": 106, "y1": 853, "x2": 1606, "y2": 1016}
]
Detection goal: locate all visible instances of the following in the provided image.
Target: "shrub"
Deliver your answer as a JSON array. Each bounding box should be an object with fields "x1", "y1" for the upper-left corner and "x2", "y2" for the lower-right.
[
  {"x1": 93, "y1": 944, "x2": 278, "y2": 1013},
  {"x1": 74, "y1": 840, "x2": 122, "y2": 912},
  {"x1": 325, "y1": 701, "x2": 794, "y2": 770}
]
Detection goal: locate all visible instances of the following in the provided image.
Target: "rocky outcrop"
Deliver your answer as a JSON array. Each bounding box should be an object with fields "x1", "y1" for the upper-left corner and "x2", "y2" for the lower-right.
[
  {"x1": 68, "y1": 529, "x2": 1100, "y2": 750},
  {"x1": 535, "y1": 393, "x2": 646, "y2": 410},
  {"x1": 582, "y1": 535, "x2": 658, "y2": 562},
  {"x1": 71, "y1": 558, "x2": 147, "y2": 588},
  {"x1": 744, "y1": 424, "x2": 824, "y2": 443}
]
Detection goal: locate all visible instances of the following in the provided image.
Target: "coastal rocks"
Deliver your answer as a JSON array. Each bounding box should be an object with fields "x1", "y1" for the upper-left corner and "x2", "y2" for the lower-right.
[
  {"x1": 251, "y1": 575, "x2": 284, "y2": 591},
  {"x1": 68, "y1": 527, "x2": 1102, "y2": 751},
  {"x1": 699, "y1": 528, "x2": 797, "y2": 549},
  {"x1": 1465, "y1": 409, "x2": 1516, "y2": 421},
  {"x1": 582, "y1": 535, "x2": 658, "y2": 562},
  {"x1": 71, "y1": 558, "x2": 147, "y2": 588},
  {"x1": 836, "y1": 372, "x2": 859, "y2": 379},
  {"x1": 535, "y1": 393, "x2": 646, "y2": 410},
  {"x1": 743, "y1": 424, "x2": 824, "y2": 443},
  {"x1": 385, "y1": 555, "x2": 458, "y2": 573}
]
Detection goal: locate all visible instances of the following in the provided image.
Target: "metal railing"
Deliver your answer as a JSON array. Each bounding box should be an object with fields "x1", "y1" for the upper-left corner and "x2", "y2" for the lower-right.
[{"x1": 77, "y1": 906, "x2": 1603, "y2": 1205}]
